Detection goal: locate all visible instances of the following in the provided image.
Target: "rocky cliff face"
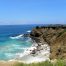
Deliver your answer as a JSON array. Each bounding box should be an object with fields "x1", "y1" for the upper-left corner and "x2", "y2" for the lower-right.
[{"x1": 30, "y1": 26, "x2": 66, "y2": 59}]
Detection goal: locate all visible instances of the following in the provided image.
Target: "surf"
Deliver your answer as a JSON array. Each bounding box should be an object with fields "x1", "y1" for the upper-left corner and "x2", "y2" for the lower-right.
[{"x1": 10, "y1": 34, "x2": 24, "y2": 39}]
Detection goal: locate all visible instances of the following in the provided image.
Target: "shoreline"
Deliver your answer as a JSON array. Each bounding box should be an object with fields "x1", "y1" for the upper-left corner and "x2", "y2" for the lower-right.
[
  {"x1": 0, "y1": 42, "x2": 50, "y2": 64},
  {"x1": 14, "y1": 40, "x2": 50, "y2": 63}
]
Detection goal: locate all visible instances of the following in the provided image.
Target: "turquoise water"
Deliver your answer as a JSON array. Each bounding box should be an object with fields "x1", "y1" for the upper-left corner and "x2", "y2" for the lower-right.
[
  {"x1": 0, "y1": 38, "x2": 32, "y2": 60},
  {"x1": 0, "y1": 24, "x2": 45, "y2": 60},
  {"x1": 0, "y1": 25, "x2": 37, "y2": 60}
]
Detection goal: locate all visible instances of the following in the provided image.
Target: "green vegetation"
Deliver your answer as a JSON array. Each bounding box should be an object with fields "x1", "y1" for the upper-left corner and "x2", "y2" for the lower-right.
[{"x1": 14, "y1": 60, "x2": 66, "y2": 66}]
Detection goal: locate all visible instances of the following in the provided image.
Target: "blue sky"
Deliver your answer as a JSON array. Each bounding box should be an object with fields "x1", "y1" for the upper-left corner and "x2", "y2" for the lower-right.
[{"x1": 0, "y1": 0, "x2": 66, "y2": 25}]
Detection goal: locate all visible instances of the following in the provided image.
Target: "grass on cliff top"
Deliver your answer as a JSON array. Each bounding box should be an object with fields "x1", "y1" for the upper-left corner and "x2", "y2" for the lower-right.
[{"x1": 14, "y1": 60, "x2": 66, "y2": 66}]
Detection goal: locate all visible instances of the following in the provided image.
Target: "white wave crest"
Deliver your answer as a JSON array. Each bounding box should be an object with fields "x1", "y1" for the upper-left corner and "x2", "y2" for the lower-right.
[
  {"x1": 10, "y1": 34, "x2": 23, "y2": 39},
  {"x1": 27, "y1": 30, "x2": 31, "y2": 33},
  {"x1": 15, "y1": 44, "x2": 50, "y2": 63},
  {"x1": 15, "y1": 46, "x2": 36, "y2": 58}
]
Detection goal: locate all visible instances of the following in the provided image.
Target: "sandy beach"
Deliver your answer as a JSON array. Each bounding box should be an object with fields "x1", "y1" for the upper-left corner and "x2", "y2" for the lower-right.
[{"x1": 0, "y1": 61, "x2": 16, "y2": 66}]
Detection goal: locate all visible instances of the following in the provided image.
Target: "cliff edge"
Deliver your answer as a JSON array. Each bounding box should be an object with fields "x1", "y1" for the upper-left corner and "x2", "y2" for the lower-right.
[{"x1": 30, "y1": 25, "x2": 66, "y2": 59}]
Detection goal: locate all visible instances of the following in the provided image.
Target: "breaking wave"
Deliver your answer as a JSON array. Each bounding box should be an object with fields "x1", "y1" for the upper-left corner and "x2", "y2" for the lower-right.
[
  {"x1": 10, "y1": 34, "x2": 24, "y2": 39},
  {"x1": 27, "y1": 30, "x2": 31, "y2": 33}
]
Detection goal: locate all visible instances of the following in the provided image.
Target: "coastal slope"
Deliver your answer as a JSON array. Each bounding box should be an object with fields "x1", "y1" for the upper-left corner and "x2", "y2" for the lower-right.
[{"x1": 30, "y1": 25, "x2": 66, "y2": 59}]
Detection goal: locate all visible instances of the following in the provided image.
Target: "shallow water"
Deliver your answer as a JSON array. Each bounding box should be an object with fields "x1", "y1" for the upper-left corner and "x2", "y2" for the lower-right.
[{"x1": 0, "y1": 25, "x2": 37, "y2": 60}]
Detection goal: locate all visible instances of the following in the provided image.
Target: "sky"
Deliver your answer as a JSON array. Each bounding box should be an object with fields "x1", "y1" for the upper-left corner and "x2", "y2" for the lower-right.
[{"x1": 0, "y1": 0, "x2": 66, "y2": 25}]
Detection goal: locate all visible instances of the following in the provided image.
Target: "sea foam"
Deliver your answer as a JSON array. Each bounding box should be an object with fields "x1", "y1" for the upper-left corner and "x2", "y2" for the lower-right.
[
  {"x1": 27, "y1": 30, "x2": 31, "y2": 33},
  {"x1": 10, "y1": 34, "x2": 23, "y2": 39}
]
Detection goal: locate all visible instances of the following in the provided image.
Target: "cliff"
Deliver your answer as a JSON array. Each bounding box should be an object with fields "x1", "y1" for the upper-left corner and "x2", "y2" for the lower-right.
[{"x1": 30, "y1": 25, "x2": 66, "y2": 60}]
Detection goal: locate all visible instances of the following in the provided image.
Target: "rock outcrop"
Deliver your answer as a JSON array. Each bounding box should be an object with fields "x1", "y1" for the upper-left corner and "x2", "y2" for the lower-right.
[{"x1": 30, "y1": 25, "x2": 66, "y2": 59}]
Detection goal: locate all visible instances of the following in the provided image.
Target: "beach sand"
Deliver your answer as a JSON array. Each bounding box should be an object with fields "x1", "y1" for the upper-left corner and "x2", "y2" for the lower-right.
[{"x1": 0, "y1": 61, "x2": 16, "y2": 66}]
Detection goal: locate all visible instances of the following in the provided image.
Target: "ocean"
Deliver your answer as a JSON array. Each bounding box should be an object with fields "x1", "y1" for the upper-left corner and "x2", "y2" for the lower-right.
[{"x1": 0, "y1": 25, "x2": 40, "y2": 61}]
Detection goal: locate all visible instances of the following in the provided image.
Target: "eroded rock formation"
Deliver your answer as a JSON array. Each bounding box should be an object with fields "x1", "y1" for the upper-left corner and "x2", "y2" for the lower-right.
[{"x1": 30, "y1": 25, "x2": 66, "y2": 59}]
